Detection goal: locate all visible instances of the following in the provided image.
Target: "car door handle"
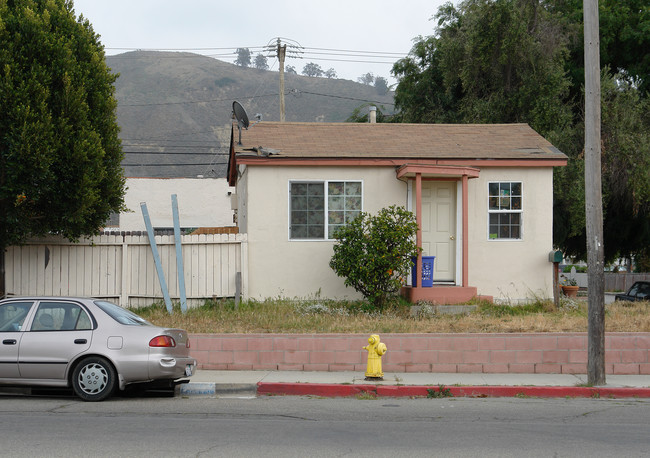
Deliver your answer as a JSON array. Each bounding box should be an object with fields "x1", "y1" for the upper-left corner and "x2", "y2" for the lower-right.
[
  {"x1": 3, "y1": 339, "x2": 17, "y2": 345},
  {"x1": 74, "y1": 339, "x2": 87, "y2": 344}
]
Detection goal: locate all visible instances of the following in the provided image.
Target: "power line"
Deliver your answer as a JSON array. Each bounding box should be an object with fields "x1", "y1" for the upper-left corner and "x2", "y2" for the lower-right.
[
  {"x1": 118, "y1": 92, "x2": 278, "y2": 107},
  {"x1": 291, "y1": 89, "x2": 395, "y2": 106},
  {"x1": 122, "y1": 162, "x2": 228, "y2": 167}
]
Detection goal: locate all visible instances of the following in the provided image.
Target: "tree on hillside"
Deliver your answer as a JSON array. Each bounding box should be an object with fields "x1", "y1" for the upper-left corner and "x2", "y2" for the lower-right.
[
  {"x1": 254, "y1": 53, "x2": 268, "y2": 70},
  {"x1": 302, "y1": 62, "x2": 324, "y2": 77},
  {"x1": 286, "y1": 65, "x2": 297, "y2": 74},
  {"x1": 235, "y1": 47, "x2": 251, "y2": 67},
  {"x1": 374, "y1": 76, "x2": 389, "y2": 95},
  {"x1": 357, "y1": 72, "x2": 375, "y2": 85},
  {"x1": 391, "y1": 0, "x2": 650, "y2": 265},
  {"x1": 0, "y1": 0, "x2": 125, "y2": 252},
  {"x1": 324, "y1": 68, "x2": 337, "y2": 79}
]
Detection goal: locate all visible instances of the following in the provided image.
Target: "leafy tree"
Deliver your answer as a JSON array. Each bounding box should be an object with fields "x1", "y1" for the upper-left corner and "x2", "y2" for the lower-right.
[
  {"x1": 324, "y1": 68, "x2": 337, "y2": 79},
  {"x1": 302, "y1": 62, "x2": 324, "y2": 77},
  {"x1": 329, "y1": 206, "x2": 420, "y2": 309},
  {"x1": 357, "y1": 72, "x2": 374, "y2": 85},
  {"x1": 0, "y1": 0, "x2": 125, "y2": 252},
  {"x1": 254, "y1": 53, "x2": 268, "y2": 70},
  {"x1": 374, "y1": 76, "x2": 389, "y2": 95},
  {"x1": 286, "y1": 65, "x2": 297, "y2": 74},
  {"x1": 234, "y1": 47, "x2": 251, "y2": 67}
]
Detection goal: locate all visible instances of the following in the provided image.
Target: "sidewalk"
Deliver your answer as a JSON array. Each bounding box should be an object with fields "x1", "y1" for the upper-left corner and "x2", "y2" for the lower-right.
[{"x1": 179, "y1": 370, "x2": 650, "y2": 399}]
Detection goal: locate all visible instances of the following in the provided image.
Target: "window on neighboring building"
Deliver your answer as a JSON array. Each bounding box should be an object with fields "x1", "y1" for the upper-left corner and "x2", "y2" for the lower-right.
[
  {"x1": 488, "y1": 182, "x2": 522, "y2": 240},
  {"x1": 290, "y1": 181, "x2": 362, "y2": 240}
]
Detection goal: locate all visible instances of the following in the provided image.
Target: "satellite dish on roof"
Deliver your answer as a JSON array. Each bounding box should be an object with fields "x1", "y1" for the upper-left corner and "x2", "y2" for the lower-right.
[
  {"x1": 233, "y1": 101, "x2": 249, "y2": 129},
  {"x1": 233, "y1": 101, "x2": 249, "y2": 145}
]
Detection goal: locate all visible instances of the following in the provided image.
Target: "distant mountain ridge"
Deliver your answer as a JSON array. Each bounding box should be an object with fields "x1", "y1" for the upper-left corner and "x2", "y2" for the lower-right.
[{"x1": 106, "y1": 51, "x2": 395, "y2": 178}]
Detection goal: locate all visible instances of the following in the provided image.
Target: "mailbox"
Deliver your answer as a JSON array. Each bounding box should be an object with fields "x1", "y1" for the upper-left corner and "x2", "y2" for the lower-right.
[{"x1": 548, "y1": 250, "x2": 563, "y2": 263}]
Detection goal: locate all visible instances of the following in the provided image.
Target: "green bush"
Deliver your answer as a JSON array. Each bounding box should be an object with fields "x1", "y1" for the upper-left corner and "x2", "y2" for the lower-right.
[{"x1": 329, "y1": 206, "x2": 420, "y2": 309}]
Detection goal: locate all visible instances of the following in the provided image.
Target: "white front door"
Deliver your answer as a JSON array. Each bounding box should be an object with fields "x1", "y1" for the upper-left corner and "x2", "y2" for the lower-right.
[{"x1": 420, "y1": 181, "x2": 457, "y2": 282}]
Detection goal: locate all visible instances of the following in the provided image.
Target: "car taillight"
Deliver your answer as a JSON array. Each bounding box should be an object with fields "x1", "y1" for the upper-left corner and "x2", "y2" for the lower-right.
[
  {"x1": 186, "y1": 338, "x2": 191, "y2": 349},
  {"x1": 149, "y1": 335, "x2": 176, "y2": 347}
]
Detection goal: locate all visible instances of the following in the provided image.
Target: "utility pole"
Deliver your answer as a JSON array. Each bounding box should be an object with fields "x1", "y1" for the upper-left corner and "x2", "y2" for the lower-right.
[
  {"x1": 584, "y1": 0, "x2": 606, "y2": 386},
  {"x1": 277, "y1": 38, "x2": 286, "y2": 122}
]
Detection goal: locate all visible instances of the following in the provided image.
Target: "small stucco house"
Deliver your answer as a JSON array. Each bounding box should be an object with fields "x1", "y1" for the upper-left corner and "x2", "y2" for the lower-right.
[{"x1": 227, "y1": 122, "x2": 567, "y2": 304}]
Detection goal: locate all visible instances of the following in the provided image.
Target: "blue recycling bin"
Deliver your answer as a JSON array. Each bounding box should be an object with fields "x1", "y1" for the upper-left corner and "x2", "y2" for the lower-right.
[{"x1": 411, "y1": 256, "x2": 435, "y2": 287}]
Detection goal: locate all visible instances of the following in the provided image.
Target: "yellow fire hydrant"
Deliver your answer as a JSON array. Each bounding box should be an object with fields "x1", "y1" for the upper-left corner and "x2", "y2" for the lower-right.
[{"x1": 363, "y1": 334, "x2": 387, "y2": 380}]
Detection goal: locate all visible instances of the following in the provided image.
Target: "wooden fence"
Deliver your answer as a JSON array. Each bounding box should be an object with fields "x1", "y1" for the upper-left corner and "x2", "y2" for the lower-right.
[
  {"x1": 3, "y1": 233, "x2": 248, "y2": 307},
  {"x1": 565, "y1": 271, "x2": 650, "y2": 292}
]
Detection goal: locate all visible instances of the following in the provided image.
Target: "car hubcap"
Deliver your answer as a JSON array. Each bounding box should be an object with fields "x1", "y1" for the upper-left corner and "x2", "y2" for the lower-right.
[{"x1": 77, "y1": 363, "x2": 108, "y2": 394}]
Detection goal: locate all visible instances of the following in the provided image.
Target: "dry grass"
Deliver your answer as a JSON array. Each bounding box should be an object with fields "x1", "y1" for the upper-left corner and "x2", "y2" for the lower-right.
[{"x1": 132, "y1": 297, "x2": 650, "y2": 334}]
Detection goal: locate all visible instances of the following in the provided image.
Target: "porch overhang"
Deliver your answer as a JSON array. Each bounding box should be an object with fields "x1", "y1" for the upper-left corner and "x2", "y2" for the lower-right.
[{"x1": 396, "y1": 164, "x2": 480, "y2": 180}]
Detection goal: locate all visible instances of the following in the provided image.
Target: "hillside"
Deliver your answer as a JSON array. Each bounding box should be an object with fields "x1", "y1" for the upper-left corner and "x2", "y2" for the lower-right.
[{"x1": 106, "y1": 51, "x2": 395, "y2": 178}]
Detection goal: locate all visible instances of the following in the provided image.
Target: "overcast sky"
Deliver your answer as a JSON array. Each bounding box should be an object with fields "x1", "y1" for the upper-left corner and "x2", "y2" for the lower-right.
[{"x1": 73, "y1": 0, "x2": 449, "y2": 84}]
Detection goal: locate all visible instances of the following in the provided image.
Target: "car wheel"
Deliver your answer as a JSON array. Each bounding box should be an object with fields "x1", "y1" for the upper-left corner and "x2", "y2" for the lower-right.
[{"x1": 71, "y1": 356, "x2": 116, "y2": 402}]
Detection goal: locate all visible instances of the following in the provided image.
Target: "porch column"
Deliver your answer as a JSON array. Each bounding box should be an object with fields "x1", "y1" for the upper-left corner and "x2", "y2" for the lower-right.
[
  {"x1": 462, "y1": 174, "x2": 469, "y2": 287},
  {"x1": 415, "y1": 172, "x2": 423, "y2": 288}
]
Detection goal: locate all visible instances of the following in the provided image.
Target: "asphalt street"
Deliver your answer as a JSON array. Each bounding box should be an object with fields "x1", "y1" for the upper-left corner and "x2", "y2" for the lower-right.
[{"x1": 1, "y1": 393, "x2": 649, "y2": 457}]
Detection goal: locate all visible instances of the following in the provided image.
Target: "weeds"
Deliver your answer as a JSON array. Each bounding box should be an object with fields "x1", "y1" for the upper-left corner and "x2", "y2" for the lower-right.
[
  {"x1": 427, "y1": 385, "x2": 453, "y2": 398},
  {"x1": 130, "y1": 297, "x2": 650, "y2": 334}
]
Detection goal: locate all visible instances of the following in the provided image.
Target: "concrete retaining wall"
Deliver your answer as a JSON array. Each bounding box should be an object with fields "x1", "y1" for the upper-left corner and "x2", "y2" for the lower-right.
[{"x1": 190, "y1": 332, "x2": 650, "y2": 375}]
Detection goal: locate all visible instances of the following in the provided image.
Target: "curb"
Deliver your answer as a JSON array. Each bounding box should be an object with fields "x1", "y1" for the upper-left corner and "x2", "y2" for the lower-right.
[
  {"x1": 255, "y1": 383, "x2": 650, "y2": 399},
  {"x1": 179, "y1": 382, "x2": 257, "y2": 397}
]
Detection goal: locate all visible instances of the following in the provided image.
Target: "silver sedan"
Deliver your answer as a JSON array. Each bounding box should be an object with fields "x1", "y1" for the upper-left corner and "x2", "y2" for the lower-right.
[{"x1": 0, "y1": 297, "x2": 196, "y2": 401}]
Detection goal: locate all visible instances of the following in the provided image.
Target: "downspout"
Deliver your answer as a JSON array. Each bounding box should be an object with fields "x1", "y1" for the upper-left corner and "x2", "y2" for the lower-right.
[
  {"x1": 462, "y1": 175, "x2": 469, "y2": 287},
  {"x1": 415, "y1": 172, "x2": 423, "y2": 288}
]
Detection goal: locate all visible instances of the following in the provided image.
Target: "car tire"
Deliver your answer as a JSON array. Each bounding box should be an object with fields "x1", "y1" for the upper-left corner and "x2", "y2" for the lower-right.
[{"x1": 71, "y1": 356, "x2": 116, "y2": 402}]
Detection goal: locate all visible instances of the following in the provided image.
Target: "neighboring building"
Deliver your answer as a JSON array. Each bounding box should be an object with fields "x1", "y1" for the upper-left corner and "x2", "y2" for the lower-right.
[
  {"x1": 111, "y1": 177, "x2": 235, "y2": 232},
  {"x1": 227, "y1": 122, "x2": 567, "y2": 304}
]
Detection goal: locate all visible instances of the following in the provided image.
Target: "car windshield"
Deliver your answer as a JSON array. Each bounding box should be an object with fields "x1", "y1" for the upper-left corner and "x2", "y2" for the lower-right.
[{"x1": 94, "y1": 300, "x2": 152, "y2": 326}]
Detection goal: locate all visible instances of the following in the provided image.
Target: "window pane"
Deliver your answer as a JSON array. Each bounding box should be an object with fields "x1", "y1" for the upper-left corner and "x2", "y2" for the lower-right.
[
  {"x1": 308, "y1": 183, "x2": 324, "y2": 196},
  {"x1": 489, "y1": 182, "x2": 499, "y2": 196},
  {"x1": 291, "y1": 195, "x2": 308, "y2": 211},
  {"x1": 0, "y1": 302, "x2": 33, "y2": 332},
  {"x1": 329, "y1": 196, "x2": 344, "y2": 210},
  {"x1": 308, "y1": 225, "x2": 324, "y2": 238},
  {"x1": 511, "y1": 225, "x2": 521, "y2": 239},
  {"x1": 346, "y1": 211, "x2": 361, "y2": 223},
  {"x1": 329, "y1": 211, "x2": 344, "y2": 225},
  {"x1": 291, "y1": 210, "x2": 307, "y2": 225},
  {"x1": 511, "y1": 182, "x2": 522, "y2": 196},
  {"x1": 511, "y1": 197, "x2": 522, "y2": 210},
  {"x1": 308, "y1": 210, "x2": 324, "y2": 225},
  {"x1": 308, "y1": 196, "x2": 324, "y2": 211},
  {"x1": 291, "y1": 183, "x2": 308, "y2": 195},
  {"x1": 328, "y1": 182, "x2": 344, "y2": 195},
  {"x1": 346, "y1": 182, "x2": 362, "y2": 196},
  {"x1": 291, "y1": 225, "x2": 308, "y2": 238},
  {"x1": 346, "y1": 196, "x2": 361, "y2": 211}
]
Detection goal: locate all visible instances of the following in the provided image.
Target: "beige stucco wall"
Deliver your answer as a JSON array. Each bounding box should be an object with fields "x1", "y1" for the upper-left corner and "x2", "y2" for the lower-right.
[
  {"x1": 467, "y1": 167, "x2": 554, "y2": 302},
  {"x1": 118, "y1": 178, "x2": 235, "y2": 230},
  {"x1": 240, "y1": 164, "x2": 555, "y2": 302},
  {"x1": 242, "y1": 166, "x2": 407, "y2": 300}
]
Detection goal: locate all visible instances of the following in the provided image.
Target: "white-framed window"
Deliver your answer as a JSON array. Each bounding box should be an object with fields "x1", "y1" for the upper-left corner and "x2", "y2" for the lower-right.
[
  {"x1": 488, "y1": 181, "x2": 522, "y2": 240},
  {"x1": 289, "y1": 181, "x2": 362, "y2": 240}
]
